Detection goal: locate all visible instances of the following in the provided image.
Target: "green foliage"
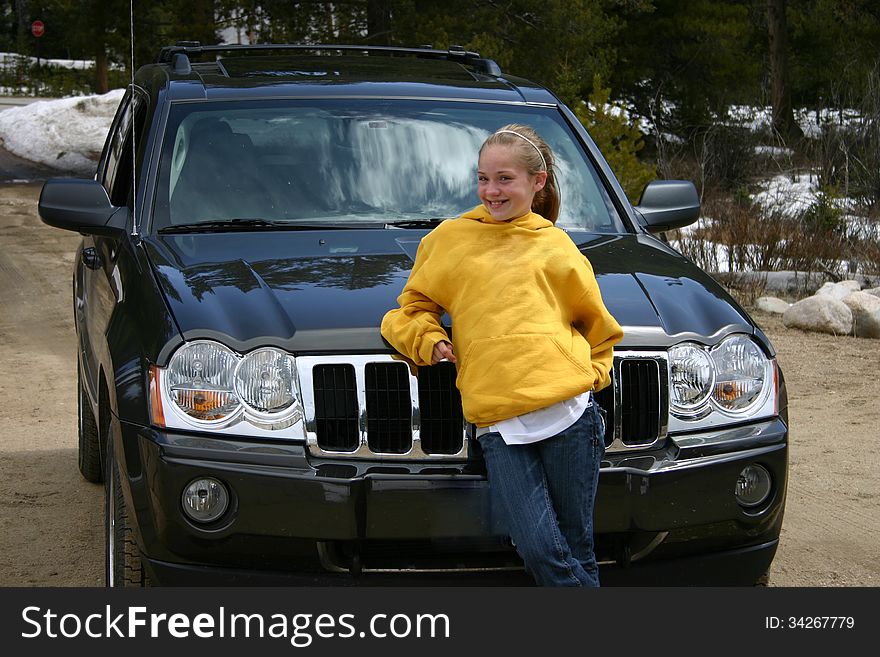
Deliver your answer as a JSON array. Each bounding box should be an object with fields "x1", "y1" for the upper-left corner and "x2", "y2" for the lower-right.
[
  {"x1": 802, "y1": 187, "x2": 844, "y2": 234},
  {"x1": 732, "y1": 184, "x2": 752, "y2": 208},
  {"x1": 574, "y1": 75, "x2": 656, "y2": 202},
  {"x1": 388, "y1": 0, "x2": 622, "y2": 107},
  {"x1": 697, "y1": 123, "x2": 760, "y2": 192},
  {"x1": 788, "y1": 0, "x2": 880, "y2": 110},
  {"x1": 3, "y1": 0, "x2": 219, "y2": 81},
  {"x1": 614, "y1": 0, "x2": 764, "y2": 134},
  {"x1": 0, "y1": 57, "x2": 127, "y2": 96},
  {"x1": 225, "y1": 0, "x2": 365, "y2": 44}
]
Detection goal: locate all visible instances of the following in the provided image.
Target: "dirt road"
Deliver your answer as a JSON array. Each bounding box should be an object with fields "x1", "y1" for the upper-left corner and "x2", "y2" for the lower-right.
[{"x1": 1, "y1": 181, "x2": 877, "y2": 587}]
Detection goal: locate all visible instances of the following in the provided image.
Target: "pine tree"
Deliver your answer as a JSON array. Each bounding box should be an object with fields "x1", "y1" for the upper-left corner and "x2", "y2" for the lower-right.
[{"x1": 575, "y1": 75, "x2": 656, "y2": 202}]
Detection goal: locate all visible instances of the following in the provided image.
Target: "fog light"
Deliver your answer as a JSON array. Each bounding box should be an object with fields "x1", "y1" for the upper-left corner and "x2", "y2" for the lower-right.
[
  {"x1": 181, "y1": 477, "x2": 229, "y2": 523},
  {"x1": 735, "y1": 464, "x2": 771, "y2": 508}
]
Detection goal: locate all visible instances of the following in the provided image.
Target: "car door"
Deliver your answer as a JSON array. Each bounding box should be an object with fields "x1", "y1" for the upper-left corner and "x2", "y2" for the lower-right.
[{"x1": 78, "y1": 89, "x2": 146, "y2": 400}]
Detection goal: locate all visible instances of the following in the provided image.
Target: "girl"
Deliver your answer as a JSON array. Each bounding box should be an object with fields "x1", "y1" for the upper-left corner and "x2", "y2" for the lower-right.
[{"x1": 380, "y1": 123, "x2": 623, "y2": 586}]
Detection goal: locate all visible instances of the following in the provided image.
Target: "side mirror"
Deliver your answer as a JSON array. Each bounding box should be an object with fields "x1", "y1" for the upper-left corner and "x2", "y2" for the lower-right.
[
  {"x1": 38, "y1": 178, "x2": 128, "y2": 237},
  {"x1": 635, "y1": 180, "x2": 700, "y2": 233}
]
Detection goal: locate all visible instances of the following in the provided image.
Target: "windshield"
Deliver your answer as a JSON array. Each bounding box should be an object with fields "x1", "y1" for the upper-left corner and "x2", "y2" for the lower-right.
[{"x1": 151, "y1": 99, "x2": 628, "y2": 233}]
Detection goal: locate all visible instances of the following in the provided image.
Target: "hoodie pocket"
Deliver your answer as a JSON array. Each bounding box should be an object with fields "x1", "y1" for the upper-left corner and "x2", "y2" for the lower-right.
[{"x1": 455, "y1": 333, "x2": 594, "y2": 423}]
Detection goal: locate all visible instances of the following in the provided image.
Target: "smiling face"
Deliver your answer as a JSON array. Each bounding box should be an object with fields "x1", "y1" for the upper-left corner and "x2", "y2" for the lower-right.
[{"x1": 477, "y1": 144, "x2": 547, "y2": 222}]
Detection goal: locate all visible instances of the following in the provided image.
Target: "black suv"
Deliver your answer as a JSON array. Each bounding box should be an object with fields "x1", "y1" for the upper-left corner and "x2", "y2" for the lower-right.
[{"x1": 39, "y1": 43, "x2": 788, "y2": 586}]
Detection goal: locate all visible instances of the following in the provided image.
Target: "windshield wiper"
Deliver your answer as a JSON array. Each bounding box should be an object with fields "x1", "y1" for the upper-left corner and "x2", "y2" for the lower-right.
[
  {"x1": 384, "y1": 218, "x2": 447, "y2": 229},
  {"x1": 159, "y1": 219, "x2": 354, "y2": 234}
]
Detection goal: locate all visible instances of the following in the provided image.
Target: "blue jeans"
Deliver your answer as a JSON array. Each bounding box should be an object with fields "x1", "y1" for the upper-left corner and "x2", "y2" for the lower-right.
[{"x1": 477, "y1": 402, "x2": 606, "y2": 586}]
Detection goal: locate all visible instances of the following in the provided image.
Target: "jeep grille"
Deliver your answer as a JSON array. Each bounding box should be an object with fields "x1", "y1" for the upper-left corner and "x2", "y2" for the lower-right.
[
  {"x1": 298, "y1": 352, "x2": 667, "y2": 460},
  {"x1": 619, "y1": 356, "x2": 665, "y2": 445}
]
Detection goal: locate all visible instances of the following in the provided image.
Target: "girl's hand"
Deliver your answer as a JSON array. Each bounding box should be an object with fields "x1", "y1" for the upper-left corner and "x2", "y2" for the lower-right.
[{"x1": 432, "y1": 340, "x2": 457, "y2": 364}]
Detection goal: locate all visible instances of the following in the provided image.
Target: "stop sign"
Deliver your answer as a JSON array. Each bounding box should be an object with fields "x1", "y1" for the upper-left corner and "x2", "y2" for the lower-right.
[{"x1": 31, "y1": 20, "x2": 44, "y2": 38}]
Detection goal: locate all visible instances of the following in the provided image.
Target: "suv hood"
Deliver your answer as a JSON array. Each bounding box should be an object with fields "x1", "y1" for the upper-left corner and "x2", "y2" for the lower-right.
[{"x1": 145, "y1": 230, "x2": 756, "y2": 355}]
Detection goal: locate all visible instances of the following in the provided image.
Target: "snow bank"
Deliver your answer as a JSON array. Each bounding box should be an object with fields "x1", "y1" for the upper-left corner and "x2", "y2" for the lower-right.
[
  {"x1": 0, "y1": 89, "x2": 124, "y2": 174},
  {"x1": 751, "y1": 173, "x2": 817, "y2": 217}
]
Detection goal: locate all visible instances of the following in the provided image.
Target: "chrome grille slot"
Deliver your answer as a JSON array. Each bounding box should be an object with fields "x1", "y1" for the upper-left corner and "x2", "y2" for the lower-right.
[
  {"x1": 620, "y1": 359, "x2": 661, "y2": 444},
  {"x1": 418, "y1": 362, "x2": 465, "y2": 455},
  {"x1": 610, "y1": 351, "x2": 668, "y2": 450},
  {"x1": 313, "y1": 364, "x2": 359, "y2": 452},
  {"x1": 365, "y1": 362, "x2": 412, "y2": 454}
]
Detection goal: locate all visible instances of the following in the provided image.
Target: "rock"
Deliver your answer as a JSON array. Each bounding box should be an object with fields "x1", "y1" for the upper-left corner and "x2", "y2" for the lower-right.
[
  {"x1": 863, "y1": 287, "x2": 880, "y2": 299},
  {"x1": 756, "y1": 296, "x2": 791, "y2": 314},
  {"x1": 815, "y1": 282, "x2": 840, "y2": 297},
  {"x1": 816, "y1": 280, "x2": 861, "y2": 300},
  {"x1": 714, "y1": 272, "x2": 877, "y2": 296},
  {"x1": 783, "y1": 296, "x2": 853, "y2": 335},
  {"x1": 714, "y1": 270, "x2": 826, "y2": 295},
  {"x1": 841, "y1": 291, "x2": 880, "y2": 338}
]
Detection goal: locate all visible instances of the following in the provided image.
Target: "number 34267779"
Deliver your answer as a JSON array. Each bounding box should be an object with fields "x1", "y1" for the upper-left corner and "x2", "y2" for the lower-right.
[{"x1": 765, "y1": 616, "x2": 855, "y2": 629}]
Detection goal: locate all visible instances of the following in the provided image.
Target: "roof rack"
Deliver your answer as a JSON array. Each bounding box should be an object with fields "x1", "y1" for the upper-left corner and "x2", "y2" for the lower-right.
[{"x1": 157, "y1": 42, "x2": 503, "y2": 77}]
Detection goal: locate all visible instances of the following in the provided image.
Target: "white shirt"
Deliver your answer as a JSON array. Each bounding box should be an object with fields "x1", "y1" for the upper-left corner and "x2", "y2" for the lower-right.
[{"x1": 475, "y1": 391, "x2": 592, "y2": 445}]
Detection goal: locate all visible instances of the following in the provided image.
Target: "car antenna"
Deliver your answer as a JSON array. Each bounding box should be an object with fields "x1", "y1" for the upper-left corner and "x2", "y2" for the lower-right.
[{"x1": 129, "y1": 0, "x2": 138, "y2": 239}]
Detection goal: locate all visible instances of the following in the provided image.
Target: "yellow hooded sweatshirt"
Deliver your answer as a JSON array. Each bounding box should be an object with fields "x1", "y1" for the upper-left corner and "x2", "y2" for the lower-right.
[{"x1": 381, "y1": 204, "x2": 624, "y2": 427}]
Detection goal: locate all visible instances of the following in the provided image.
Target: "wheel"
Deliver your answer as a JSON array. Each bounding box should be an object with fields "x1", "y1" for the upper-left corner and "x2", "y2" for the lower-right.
[
  {"x1": 104, "y1": 430, "x2": 150, "y2": 587},
  {"x1": 77, "y1": 362, "x2": 103, "y2": 483}
]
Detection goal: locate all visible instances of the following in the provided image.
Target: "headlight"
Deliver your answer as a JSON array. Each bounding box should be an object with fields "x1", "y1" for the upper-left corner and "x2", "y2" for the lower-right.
[
  {"x1": 234, "y1": 348, "x2": 302, "y2": 429},
  {"x1": 165, "y1": 341, "x2": 241, "y2": 424},
  {"x1": 153, "y1": 340, "x2": 305, "y2": 436},
  {"x1": 711, "y1": 334, "x2": 769, "y2": 413},
  {"x1": 669, "y1": 334, "x2": 774, "y2": 421},
  {"x1": 669, "y1": 343, "x2": 714, "y2": 416}
]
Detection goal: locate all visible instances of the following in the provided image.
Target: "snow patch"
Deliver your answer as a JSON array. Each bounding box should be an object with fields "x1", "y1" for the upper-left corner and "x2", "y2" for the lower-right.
[
  {"x1": 0, "y1": 89, "x2": 124, "y2": 174},
  {"x1": 751, "y1": 173, "x2": 818, "y2": 217}
]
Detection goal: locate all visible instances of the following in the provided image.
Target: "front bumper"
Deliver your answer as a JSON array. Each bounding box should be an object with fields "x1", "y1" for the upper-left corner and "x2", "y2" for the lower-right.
[{"x1": 116, "y1": 417, "x2": 788, "y2": 586}]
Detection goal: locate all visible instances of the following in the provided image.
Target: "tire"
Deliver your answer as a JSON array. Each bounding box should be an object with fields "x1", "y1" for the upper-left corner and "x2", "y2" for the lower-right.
[
  {"x1": 104, "y1": 429, "x2": 150, "y2": 587},
  {"x1": 77, "y1": 362, "x2": 103, "y2": 483},
  {"x1": 754, "y1": 569, "x2": 771, "y2": 587}
]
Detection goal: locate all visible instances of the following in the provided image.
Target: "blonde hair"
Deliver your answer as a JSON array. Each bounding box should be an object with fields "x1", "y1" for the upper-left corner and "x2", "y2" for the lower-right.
[{"x1": 480, "y1": 123, "x2": 560, "y2": 223}]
